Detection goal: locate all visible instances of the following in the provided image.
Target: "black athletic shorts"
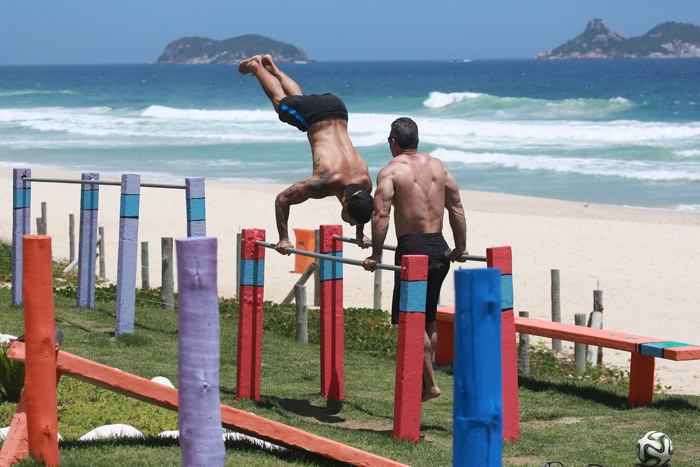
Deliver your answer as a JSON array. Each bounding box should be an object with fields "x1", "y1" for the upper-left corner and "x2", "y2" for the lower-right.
[
  {"x1": 278, "y1": 93, "x2": 348, "y2": 132},
  {"x1": 391, "y1": 233, "x2": 450, "y2": 325}
]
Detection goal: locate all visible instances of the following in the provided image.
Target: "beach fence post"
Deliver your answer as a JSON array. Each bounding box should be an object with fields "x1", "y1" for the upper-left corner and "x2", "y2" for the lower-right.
[
  {"x1": 161, "y1": 237, "x2": 174, "y2": 310},
  {"x1": 518, "y1": 311, "x2": 530, "y2": 375},
  {"x1": 36, "y1": 202, "x2": 47, "y2": 235},
  {"x1": 115, "y1": 174, "x2": 140, "y2": 336},
  {"x1": 319, "y1": 224, "x2": 344, "y2": 400},
  {"x1": 141, "y1": 241, "x2": 149, "y2": 289},
  {"x1": 236, "y1": 228, "x2": 266, "y2": 400},
  {"x1": 77, "y1": 172, "x2": 99, "y2": 309},
  {"x1": 453, "y1": 268, "x2": 503, "y2": 467},
  {"x1": 11, "y1": 168, "x2": 31, "y2": 306},
  {"x1": 392, "y1": 254, "x2": 428, "y2": 442},
  {"x1": 486, "y1": 246, "x2": 520, "y2": 441},
  {"x1": 175, "y1": 236, "x2": 225, "y2": 466},
  {"x1": 185, "y1": 177, "x2": 205, "y2": 237},
  {"x1": 69, "y1": 213, "x2": 75, "y2": 262},
  {"x1": 22, "y1": 235, "x2": 60, "y2": 466},
  {"x1": 594, "y1": 289, "x2": 604, "y2": 366},
  {"x1": 373, "y1": 251, "x2": 383, "y2": 310},
  {"x1": 295, "y1": 284, "x2": 308, "y2": 344},
  {"x1": 574, "y1": 313, "x2": 587, "y2": 372},
  {"x1": 551, "y1": 269, "x2": 562, "y2": 352},
  {"x1": 98, "y1": 226, "x2": 106, "y2": 280}
]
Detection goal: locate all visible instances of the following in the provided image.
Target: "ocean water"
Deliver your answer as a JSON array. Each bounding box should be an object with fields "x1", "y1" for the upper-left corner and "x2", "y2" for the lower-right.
[{"x1": 1, "y1": 60, "x2": 699, "y2": 212}]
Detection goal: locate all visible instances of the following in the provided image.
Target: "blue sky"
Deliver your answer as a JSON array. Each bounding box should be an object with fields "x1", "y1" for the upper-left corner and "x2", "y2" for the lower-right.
[{"x1": 1, "y1": 0, "x2": 699, "y2": 64}]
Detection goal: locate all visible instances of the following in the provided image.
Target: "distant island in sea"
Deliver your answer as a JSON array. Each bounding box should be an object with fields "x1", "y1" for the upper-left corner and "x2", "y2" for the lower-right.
[
  {"x1": 153, "y1": 34, "x2": 310, "y2": 65},
  {"x1": 534, "y1": 18, "x2": 700, "y2": 60}
]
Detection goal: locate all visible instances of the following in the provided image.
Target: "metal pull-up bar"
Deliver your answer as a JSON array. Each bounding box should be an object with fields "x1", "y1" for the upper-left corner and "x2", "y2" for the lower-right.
[
  {"x1": 22, "y1": 176, "x2": 187, "y2": 190},
  {"x1": 333, "y1": 236, "x2": 488, "y2": 262},
  {"x1": 255, "y1": 241, "x2": 401, "y2": 272}
]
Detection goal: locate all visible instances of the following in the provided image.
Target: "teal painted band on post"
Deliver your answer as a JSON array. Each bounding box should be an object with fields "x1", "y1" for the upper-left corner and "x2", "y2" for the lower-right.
[
  {"x1": 240, "y1": 259, "x2": 265, "y2": 286},
  {"x1": 187, "y1": 198, "x2": 206, "y2": 221},
  {"x1": 640, "y1": 341, "x2": 692, "y2": 358},
  {"x1": 399, "y1": 280, "x2": 427, "y2": 313},
  {"x1": 501, "y1": 274, "x2": 513, "y2": 310},
  {"x1": 319, "y1": 251, "x2": 343, "y2": 281},
  {"x1": 80, "y1": 189, "x2": 99, "y2": 210},
  {"x1": 13, "y1": 188, "x2": 30, "y2": 209},
  {"x1": 119, "y1": 194, "x2": 140, "y2": 218}
]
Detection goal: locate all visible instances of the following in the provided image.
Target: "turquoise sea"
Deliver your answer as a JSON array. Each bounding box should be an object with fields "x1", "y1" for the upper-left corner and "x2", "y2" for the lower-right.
[{"x1": 1, "y1": 60, "x2": 699, "y2": 212}]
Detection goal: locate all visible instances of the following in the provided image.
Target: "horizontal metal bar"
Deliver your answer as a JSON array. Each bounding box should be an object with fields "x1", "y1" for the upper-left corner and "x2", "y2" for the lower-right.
[
  {"x1": 256, "y1": 241, "x2": 401, "y2": 272},
  {"x1": 334, "y1": 235, "x2": 487, "y2": 262},
  {"x1": 22, "y1": 177, "x2": 186, "y2": 189}
]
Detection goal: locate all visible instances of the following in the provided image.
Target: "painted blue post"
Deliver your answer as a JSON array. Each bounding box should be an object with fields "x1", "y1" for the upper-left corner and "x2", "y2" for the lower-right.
[
  {"x1": 185, "y1": 177, "x2": 206, "y2": 237},
  {"x1": 176, "y1": 236, "x2": 225, "y2": 466},
  {"x1": 453, "y1": 268, "x2": 503, "y2": 467},
  {"x1": 12, "y1": 168, "x2": 31, "y2": 305},
  {"x1": 77, "y1": 172, "x2": 99, "y2": 309},
  {"x1": 115, "y1": 174, "x2": 140, "y2": 335}
]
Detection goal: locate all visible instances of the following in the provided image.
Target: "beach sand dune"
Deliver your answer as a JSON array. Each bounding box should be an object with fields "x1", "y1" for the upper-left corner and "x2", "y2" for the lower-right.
[{"x1": 3, "y1": 168, "x2": 700, "y2": 396}]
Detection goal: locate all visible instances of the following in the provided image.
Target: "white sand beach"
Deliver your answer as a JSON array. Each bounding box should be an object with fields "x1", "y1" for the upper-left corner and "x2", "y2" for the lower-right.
[{"x1": 3, "y1": 167, "x2": 700, "y2": 396}]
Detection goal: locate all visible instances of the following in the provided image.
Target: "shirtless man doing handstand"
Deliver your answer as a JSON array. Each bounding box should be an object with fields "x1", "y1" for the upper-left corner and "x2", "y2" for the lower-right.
[
  {"x1": 362, "y1": 117, "x2": 468, "y2": 402},
  {"x1": 238, "y1": 55, "x2": 373, "y2": 254}
]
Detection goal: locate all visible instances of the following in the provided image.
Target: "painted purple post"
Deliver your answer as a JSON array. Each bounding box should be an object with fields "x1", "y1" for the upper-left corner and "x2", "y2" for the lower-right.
[
  {"x1": 453, "y1": 268, "x2": 502, "y2": 466},
  {"x1": 176, "y1": 236, "x2": 225, "y2": 466},
  {"x1": 12, "y1": 168, "x2": 31, "y2": 305},
  {"x1": 77, "y1": 173, "x2": 99, "y2": 309},
  {"x1": 185, "y1": 177, "x2": 206, "y2": 237},
  {"x1": 115, "y1": 174, "x2": 140, "y2": 335}
]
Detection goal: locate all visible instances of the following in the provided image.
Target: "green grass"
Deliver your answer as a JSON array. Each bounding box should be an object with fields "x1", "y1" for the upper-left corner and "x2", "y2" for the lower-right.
[{"x1": 1, "y1": 282, "x2": 700, "y2": 465}]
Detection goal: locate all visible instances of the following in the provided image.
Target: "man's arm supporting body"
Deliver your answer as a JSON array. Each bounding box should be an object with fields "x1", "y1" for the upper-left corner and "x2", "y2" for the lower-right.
[
  {"x1": 274, "y1": 176, "x2": 335, "y2": 254},
  {"x1": 443, "y1": 166, "x2": 468, "y2": 262},
  {"x1": 362, "y1": 167, "x2": 394, "y2": 270}
]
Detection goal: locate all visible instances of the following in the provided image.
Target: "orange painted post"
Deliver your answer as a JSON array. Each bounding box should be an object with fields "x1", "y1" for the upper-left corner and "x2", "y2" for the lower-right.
[
  {"x1": 629, "y1": 353, "x2": 655, "y2": 407},
  {"x1": 319, "y1": 224, "x2": 344, "y2": 400},
  {"x1": 392, "y1": 255, "x2": 427, "y2": 442},
  {"x1": 21, "y1": 235, "x2": 59, "y2": 466},
  {"x1": 237, "y1": 229, "x2": 265, "y2": 400},
  {"x1": 487, "y1": 246, "x2": 520, "y2": 441}
]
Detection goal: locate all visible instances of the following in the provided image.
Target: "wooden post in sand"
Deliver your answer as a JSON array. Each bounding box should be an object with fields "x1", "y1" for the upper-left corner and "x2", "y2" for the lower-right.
[
  {"x1": 574, "y1": 313, "x2": 587, "y2": 372},
  {"x1": 161, "y1": 237, "x2": 174, "y2": 310},
  {"x1": 551, "y1": 269, "x2": 562, "y2": 353},
  {"x1": 69, "y1": 214, "x2": 75, "y2": 263},
  {"x1": 518, "y1": 311, "x2": 530, "y2": 375}
]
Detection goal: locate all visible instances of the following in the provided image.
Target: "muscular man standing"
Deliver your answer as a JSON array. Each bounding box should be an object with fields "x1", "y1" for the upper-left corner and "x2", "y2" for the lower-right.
[
  {"x1": 238, "y1": 55, "x2": 373, "y2": 254},
  {"x1": 362, "y1": 117, "x2": 468, "y2": 402}
]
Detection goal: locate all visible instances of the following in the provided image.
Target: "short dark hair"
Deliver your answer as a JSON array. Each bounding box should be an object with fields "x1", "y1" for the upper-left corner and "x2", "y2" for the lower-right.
[{"x1": 389, "y1": 117, "x2": 419, "y2": 149}]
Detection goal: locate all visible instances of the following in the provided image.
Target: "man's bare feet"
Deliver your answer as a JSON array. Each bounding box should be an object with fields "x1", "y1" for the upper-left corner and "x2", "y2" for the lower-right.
[
  {"x1": 261, "y1": 54, "x2": 280, "y2": 75},
  {"x1": 238, "y1": 55, "x2": 263, "y2": 75},
  {"x1": 422, "y1": 385, "x2": 441, "y2": 402}
]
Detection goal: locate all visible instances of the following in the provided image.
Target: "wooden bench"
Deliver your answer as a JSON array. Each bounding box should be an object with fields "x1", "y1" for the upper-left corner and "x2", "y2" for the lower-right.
[{"x1": 436, "y1": 306, "x2": 700, "y2": 407}]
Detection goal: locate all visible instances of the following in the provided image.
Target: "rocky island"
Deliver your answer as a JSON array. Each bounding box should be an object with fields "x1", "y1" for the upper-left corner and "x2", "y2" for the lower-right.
[
  {"x1": 154, "y1": 34, "x2": 310, "y2": 65},
  {"x1": 534, "y1": 18, "x2": 700, "y2": 60}
]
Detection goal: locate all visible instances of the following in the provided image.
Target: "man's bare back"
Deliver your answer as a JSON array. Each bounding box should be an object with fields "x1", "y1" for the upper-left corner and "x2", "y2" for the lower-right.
[{"x1": 379, "y1": 151, "x2": 448, "y2": 238}]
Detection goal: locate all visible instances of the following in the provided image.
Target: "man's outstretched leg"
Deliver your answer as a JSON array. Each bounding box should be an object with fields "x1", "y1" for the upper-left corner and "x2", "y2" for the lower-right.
[
  {"x1": 422, "y1": 320, "x2": 441, "y2": 402},
  {"x1": 261, "y1": 54, "x2": 302, "y2": 96},
  {"x1": 238, "y1": 55, "x2": 287, "y2": 111}
]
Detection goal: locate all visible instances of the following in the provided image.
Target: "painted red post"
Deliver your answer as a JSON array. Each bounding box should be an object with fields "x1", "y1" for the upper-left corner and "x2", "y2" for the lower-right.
[
  {"x1": 629, "y1": 353, "x2": 655, "y2": 406},
  {"x1": 318, "y1": 224, "x2": 344, "y2": 400},
  {"x1": 21, "y1": 235, "x2": 59, "y2": 466},
  {"x1": 393, "y1": 255, "x2": 428, "y2": 442},
  {"x1": 487, "y1": 246, "x2": 520, "y2": 441},
  {"x1": 236, "y1": 229, "x2": 265, "y2": 400}
]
